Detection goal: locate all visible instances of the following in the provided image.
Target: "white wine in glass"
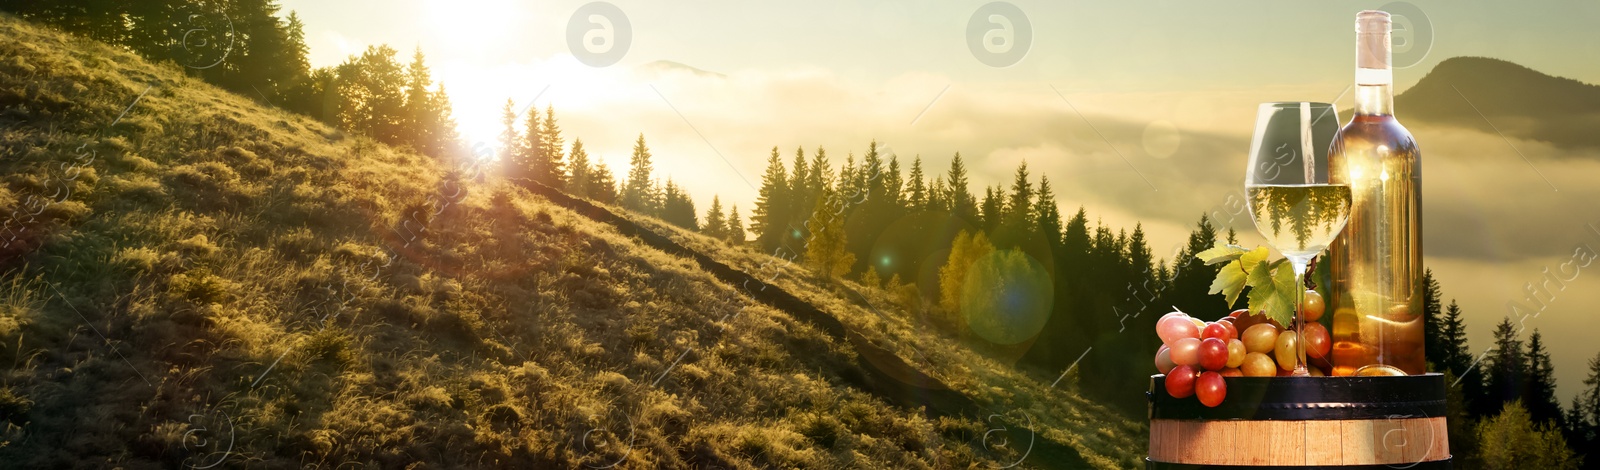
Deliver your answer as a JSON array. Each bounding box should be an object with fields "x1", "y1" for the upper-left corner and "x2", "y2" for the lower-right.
[
  {"x1": 1245, "y1": 184, "x2": 1353, "y2": 259},
  {"x1": 1244, "y1": 101, "x2": 1350, "y2": 376}
]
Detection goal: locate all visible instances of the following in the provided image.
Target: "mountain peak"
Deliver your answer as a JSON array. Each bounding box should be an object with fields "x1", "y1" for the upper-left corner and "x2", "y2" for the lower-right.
[{"x1": 1397, "y1": 57, "x2": 1600, "y2": 150}]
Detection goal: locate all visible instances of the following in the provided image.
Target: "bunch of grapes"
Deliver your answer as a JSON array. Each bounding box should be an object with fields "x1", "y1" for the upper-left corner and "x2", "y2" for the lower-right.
[{"x1": 1154, "y1": 290, "x2": 1332, "y2": 407}]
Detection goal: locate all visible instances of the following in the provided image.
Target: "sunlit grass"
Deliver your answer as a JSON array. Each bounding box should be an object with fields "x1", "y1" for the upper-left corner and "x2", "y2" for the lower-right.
[{"x1": 0, "y1": 13, "x2": 1145, "y2": 468}]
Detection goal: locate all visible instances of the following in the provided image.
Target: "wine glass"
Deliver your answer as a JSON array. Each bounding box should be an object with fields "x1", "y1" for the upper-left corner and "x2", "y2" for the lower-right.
[{"x1": 1244, "y1": 102, "x2": 1351, "y2": 377}]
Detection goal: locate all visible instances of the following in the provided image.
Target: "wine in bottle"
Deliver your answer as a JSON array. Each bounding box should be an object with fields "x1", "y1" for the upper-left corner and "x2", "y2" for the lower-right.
[{"x1": 1326, "y1": 10, "x2": 1425, "y2": 376}]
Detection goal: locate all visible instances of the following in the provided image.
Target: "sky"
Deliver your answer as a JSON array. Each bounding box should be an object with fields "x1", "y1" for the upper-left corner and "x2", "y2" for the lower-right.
[{"x1": 280, "y1": 0, "x2": 1600, "y2": 403}]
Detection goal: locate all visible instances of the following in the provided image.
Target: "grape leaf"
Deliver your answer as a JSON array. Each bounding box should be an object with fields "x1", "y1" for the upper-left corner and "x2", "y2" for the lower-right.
[
  {"x1": 1246, "y1": 259, "x2": 1299, "y2": 327},
  {"x1": 1195, "y1": 243, "x2": 1249, "y2": 266},
  {"x1": 1206, "y1": 246, "x2": 1270, "y2": 308},
  {"x1": 1238, "y1": 246, "x2": 1270, "y2": 273}
]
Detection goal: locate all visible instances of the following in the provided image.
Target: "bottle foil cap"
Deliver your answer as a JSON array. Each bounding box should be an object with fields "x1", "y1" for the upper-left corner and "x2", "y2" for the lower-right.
[{"x1": 1356, "y1": 10, "x2": 1391, "y2": 33}]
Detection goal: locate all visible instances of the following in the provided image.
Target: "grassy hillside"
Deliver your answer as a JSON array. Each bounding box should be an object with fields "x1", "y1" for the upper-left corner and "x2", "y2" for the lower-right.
[{"x1": 0, "y1": 13, "x2": 1140, "y2": 469}]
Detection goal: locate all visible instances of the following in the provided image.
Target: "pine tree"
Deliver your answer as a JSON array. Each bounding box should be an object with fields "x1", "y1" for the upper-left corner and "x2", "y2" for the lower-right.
[
  {"x1": 403, "y1": 47, "x2": 438, "y2": 156},
  {"x1": 1000, "y1": 162, "x2": 1035, "y2": 240},
  {"x1": 928, "y1": 177, "x2": 950, "y2": 213},
  {"x1": 660, "y1": 179, "x2": 697, "y2": 229},
  {"x1": 517, "y1": 105, "x2": 544, "y2": 181},
  {"x1": 839, "y1": 153, "x2": 860, "y2": 206},
  {"x1": 947, "y1": 153, "x2": 977, "y2": 222},
  {"x1": 429, "y1": 84, "x2": 461, "y2": 159},
  {"x1": 1484, "y1": 317, "x2": 1529, "y2": 416},
  {"x1": 906, "y1": 156, "x2": 928, "y2": 210},
  {"x1": 568, "y1": 138, "x2": 591, "y2": 197},
  {"x1": 1128, "y1": 224, "x2": 1154, "y2": 276},
  {"x1": 1441, "y1": 301, "x2": 1471, "y2": 372},
  {"x1": 703, "y1": 196, "x2": 727, "y2": 240},
  {"x1": 751, "y1": 147, "x2": 789, "y2": 251},
  {"x1": 1443, "y1": 369, "x2": 1482, "y2": 469},
  {"x1": 785, "y1": 146, "x2": 811, "y2": 249},
  {"x1": 1005, "y1": 162, "x2": 1034, "y2": 225},
  {"x1": 498, "y1": 99, "x2": 520, "y2": 175},
  {"x1": 590, "y1": 161, "x2": 618, "y2": 204},
  {"x1": 622, "y1": 134, "x2": 655, "y2": 212},
  {"x1": 727, "y1": 205, "x2": 745, "y2": 244},
  {"x1": 540, "y1": 105, "x2": 566, "y2": 187},
  {"x1": 1525, "y1": 330, "x2": 1564, "y2": 427},
  {"x1": 861, "y1": 141, "x2": 886, "y2": 202},
  {"x1": 806, "y1": 147, "x2": 829, "y2": 207},
  {"x1": 1567, "y1": 351, "x2": 1600, "y2": 463},
  {"x1": 1439, "y1": 300, "x2": 1485, "y2": 415},
  {"x1": 337, "y1": 45, "x2": 408, "y2": 145},
  {"x1": 884, "y1": 153, "x2": 903, "y2": 207},
  {"x1": 804, "y1": 178, "x2": 854, "y2": 279},
  {"x1": 283, "y1": 11, "x2": 312, "y2": 79},
  {"x1": 1422, "y1": 269, "x2": 1446, "y2": 370},
  {"x1": 1034, "y1": 175, "x2": 1063, "y2": 246},
  {"x1": 980, "y1": 185, "x2": 1005, "y2": 233}
]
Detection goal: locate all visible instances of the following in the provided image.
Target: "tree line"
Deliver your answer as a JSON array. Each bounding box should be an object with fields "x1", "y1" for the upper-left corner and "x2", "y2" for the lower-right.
[
  {"x1": 14, "y1": 4, "x2": 1600, "y2": 466},
  {"x1": 594, "y1": 130, "x2": 1600, "y2": 468},
  {"x1": 1420, "y1": 269, "x2": 1600, "y2": 468},
  {"x1": 2, "y1": 0, "x2": 468, "y2": 162}
]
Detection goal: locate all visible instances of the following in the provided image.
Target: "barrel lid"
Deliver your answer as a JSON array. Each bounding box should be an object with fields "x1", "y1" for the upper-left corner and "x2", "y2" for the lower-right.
[{"x1": 1148, "y1": 373, "x2": 1447, "y2": 420}]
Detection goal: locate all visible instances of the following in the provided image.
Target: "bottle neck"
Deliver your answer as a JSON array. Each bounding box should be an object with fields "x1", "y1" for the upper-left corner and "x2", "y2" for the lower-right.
[
  {"x1": 1354, "y1": 30, "x2": 1393, "y2": 117},
  {"x1": 1355, "y1": 82, "x2": 1393, "y2": 116}
]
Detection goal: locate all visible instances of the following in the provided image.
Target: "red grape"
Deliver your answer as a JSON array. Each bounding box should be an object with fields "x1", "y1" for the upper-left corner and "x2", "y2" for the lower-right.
[
  {"x1": 1196, "y1": 371, "x2": 1226, "y2": 407},
  {"x1": 1303, "y1": 322, "x2": 1331, "y2": 359},
  {"x1": 1170, "y1": 338, "x2": 1201, "y2": 366},
  {"x1": 1234, "y1": 309, "x2": 1284, "y2": 333},
  {"x1": 1165, "y1": 365, "x2": 1198, "y2": 398},
  {"x1": 1229, "y1": 308, "x2": 1248, "y2": 319},
  {"x1": 1302, "y1": 289, "x2": 1326, "y2": 322},
  {"x1": 1157, "y1": 315, "x2": 1201, "y2": 346},
  {"x1": 1202, "y1": 322, "x2": 1231, "y2": 342},
  {"x1": 1218, "y1": 320, "x2": 1238, "y2": 341},
  {"x1": 1198, "y1": 338, "x2": 1228, "y2": 371},
  {"x1": 1155, "y1": 345, "x2": 1175, "y2": 374}
]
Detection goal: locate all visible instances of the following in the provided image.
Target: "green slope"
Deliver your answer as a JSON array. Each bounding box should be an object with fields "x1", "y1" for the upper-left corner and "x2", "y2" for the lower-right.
[{"x1": 0, "y1": 14, "x2": 1140, "y2": 469}]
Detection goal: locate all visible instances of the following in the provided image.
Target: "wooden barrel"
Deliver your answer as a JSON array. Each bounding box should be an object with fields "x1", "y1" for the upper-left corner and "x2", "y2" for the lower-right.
[{"x1": 1147, "y1": 373, "x2": 1451, "y2": 468}]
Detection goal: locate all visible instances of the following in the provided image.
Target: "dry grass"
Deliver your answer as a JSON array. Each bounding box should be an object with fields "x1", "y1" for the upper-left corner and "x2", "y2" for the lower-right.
[{"x1": 0, "y1": 13, "x2": 1145, "y2": 469}]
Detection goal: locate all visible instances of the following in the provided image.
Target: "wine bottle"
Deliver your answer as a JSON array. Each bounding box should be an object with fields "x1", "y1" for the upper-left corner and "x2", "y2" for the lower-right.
[{"x1": 1326, "y1": 10, "x2": 1425, "y2": 376}]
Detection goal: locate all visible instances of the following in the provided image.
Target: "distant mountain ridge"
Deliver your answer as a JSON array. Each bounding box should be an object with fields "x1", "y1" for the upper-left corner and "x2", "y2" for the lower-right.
[{"x1": 1397, "y1": 56, "x2": 1600, "y2": 150}]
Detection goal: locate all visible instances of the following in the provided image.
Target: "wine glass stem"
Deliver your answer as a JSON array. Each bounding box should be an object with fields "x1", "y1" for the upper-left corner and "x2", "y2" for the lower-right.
[{"x1": 1289, "y1": 256, "x2": 1312, "y2": 377}]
